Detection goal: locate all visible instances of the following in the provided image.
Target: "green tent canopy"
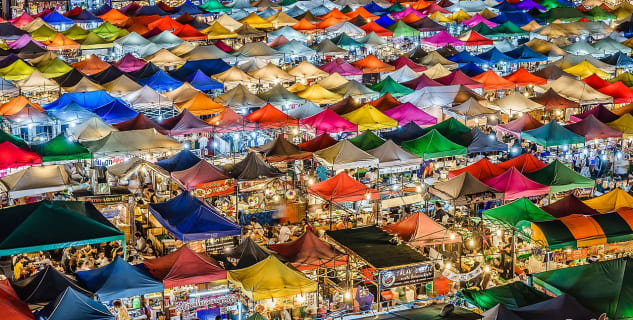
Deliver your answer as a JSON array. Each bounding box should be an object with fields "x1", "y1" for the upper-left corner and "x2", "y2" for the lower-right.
[
  {"x1": 0, "y1": 201, "x2": 124, "y2": 256},
  {"x1": 483, "y1": 197, "x2": 554, "y2": 227},
  {"x1": 80, "y1": 31, "x2": 114, "y2": 49},
  {"x1": 525, "y1": 160, "x2": 594, "y2": 193},
  {"x1": 38, "y1": 57, "x2": 72, "y2": 78},
  {"x1": 200, "y1": 0, "x2": 231, "y2": 12},
  {"x1": 62, "y1": 24, "x2": 90, "y2": 41},
  {"x1": 0, "y1": 130, "x2": 27, "y2": 147},
  {"x1": 388, "y1": 20, "x2": 420, "y2": 38},
  {"x1": 348, "y1": 130, "x2": 386, "y2": 151},
  {"x1": 369, "y1": 76, "x2": 414, "y2": 97},
  {"x1": 539, "y1": 0, "x2": 568, "y2": 9},
  {"x1": 490, "y1": 21, "x2": 528, "y2": 38},
  {"x1": 586, "y1": 6, "x2": 616, "y2": 21},
  {"x1": 521, "y1": 121, "x2": 584, "y2": 147},
  {"x1": 461, "y1": 282, "x2": 551, "y2": 311},
  {"x1": 279, "y1": 0, "x2": 296, "y2": 6},
  {"x1": 402, "y1": 129, "x2": 467, "y2": 159},
  {"x1": 246, "y1": 313, "x2": 269, "y2": 320},
  {"x1": 533, "y1": 257, "x2": 633, "y2": 319},
  {"x1": 388, "y1": 3, "x2": 405, "y2": 12},
  {"x1": 541, "y1": 7, "x2": 587, "y2": 22},
  {"x1": 30, "y1": 134, "x2": 91, "y2": 162},
  {"x1": 424, "y1": 117, "x2": 471, "y2": 140},
  {"x1": 331, "y1": 33, "x2": 363, "y2": 48},
  {"x1": 91, "y1": 22, "x2": 128, "y2": 41},
  {"x1": 471, "y1": 22, "x2": 495, "y2": 36}
]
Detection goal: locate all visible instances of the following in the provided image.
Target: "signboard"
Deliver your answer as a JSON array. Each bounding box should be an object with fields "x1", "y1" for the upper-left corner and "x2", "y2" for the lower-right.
[
  {"x1": 379, "y1": 264, "x2": 434, "y2": 289},
  {"x1": 82, "y1": 194, "x2": 127, "y2": 204},
  {"x1": 173, "y1": 293, "x2": 238, "y2": 314},
  {"x1": 195, "y1": 179, "x2": 236, "y2": 197}
]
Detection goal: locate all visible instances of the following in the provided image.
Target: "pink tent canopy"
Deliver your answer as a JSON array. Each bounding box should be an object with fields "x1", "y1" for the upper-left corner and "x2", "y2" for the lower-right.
[
  {"x1": 113, "y1": 53, "x2": 147, "y2": 72},
  {"x1": 383, "y1": 212, "x2": 461, "y2": 246},
  {"x1": 319, "y1": 58, "x2": 363, "y2": 76},
  {"x1": 496, "y1": 113, "x2": 543, "y2": 138},
  {"x1": 383, "y1": 103, "x2": 437, "y2": 126},
  {"x1": 403, "y1": 74, "x2": 443, "y2": 90},
  {"x1": 8, "y1": 34, "x2": 44, "y2": 49},
  {"x1": 300, "y1": 108, "x2": 358, "y2": 134},
  {"x1": 171, "y1": 159, "x2": 230, "y2": 191},
  {"x1": 10, "y1": 13, "x2": 34, "y2": 27},
  {"x1": 391, "y1": 7, "x2": 425, "y2": 19},
  {"x1": 421, "y1": 31, "x2": 464, "y2": 47},
  {"x1": 461, "y1": 14, "x2": 497, "y2": 28},
  {"x1": 435, "y1": 70, "x2": 483, "y2": 90},
  {"x1": 484, "y1": 167, "x2": 550, "y2": 200}
]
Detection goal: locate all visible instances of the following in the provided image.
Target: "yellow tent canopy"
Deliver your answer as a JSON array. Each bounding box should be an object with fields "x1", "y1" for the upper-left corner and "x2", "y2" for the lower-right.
[
  {"x1": 297, "y1": 84, "x2": 343, "y2": 104},
  {"x1": 342, "y1": 104, "x2": 398, "y2": 130},
  {"x1": 430, "y1": 11, "x2": 451, "y2": 23},
  {"x1": 563, "y1": 60, "x2": 611, "y2": 79},
  {"x1": 201, "y1": 22, "x2": 238, "y2": 39},
  {"x1": 176, "y1": 91, "x2": 225, "y2": 116},
  {"x1": 0, "y1": 59, "x2": 35, "y2": 80},
  {"x1": 449, "y1": 9, "x2": 472, "y2": 22},
  {"x1": 607, "y1": 113, "x2": 633, "y2": 138},
  {"x1": 584, "y1": 188, "x2": 633, "y2": 213},
  {"x1": 317, "y1": 72, "x2": 349, "y2": 90},
  {"x1": 239, "y1": 12, "x2": 273, "y2": 29},
  {"x1": 227, "y1": 256, "x2": 317, "y2": 300}
]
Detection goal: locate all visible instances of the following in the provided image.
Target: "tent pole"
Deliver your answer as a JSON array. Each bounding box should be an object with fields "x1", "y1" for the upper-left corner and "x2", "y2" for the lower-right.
[{"x1": 511, "y1": 229, "x2": 516, "y2": 279}]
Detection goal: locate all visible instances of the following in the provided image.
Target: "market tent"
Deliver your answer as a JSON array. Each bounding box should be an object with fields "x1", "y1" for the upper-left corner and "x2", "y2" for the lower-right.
[
  {"x1": 268, "y1": 231, "x2": 344, "y2": 269},
  {"x1": 308, "y1": 171, "x2": 379, "y2": 202},
  {"x1": 483, "y1": 197, "x2": 554, "y2": 227},
  {"x1": 367, "y1": 140, "x2": 422, "y2": 173},
  {"x1": 36, "y1": 288, "x2": 113, "y2": 320},
  {"x1": 0, "y1": 200, "x2": 123, "y2": 255},
  {"x1": 341, "y1": 104, "x2": 397, "y2": 130},
  {"x1": 0, "y1": 141, "x2": 41, "y2": 170},
  {"x1": 207, "y1": 108, "x2": 256, "y2": 133},
  {"x1": 229, "y1": 152, "x2": 283, "y2": 180},
  {"x1": 370, "y1": 93, "x2": 401, "y2": 112},
  {"x1": 369, "y1": 76, "x2": 414, "y2": 97},
  {"x1": 154, "y1": 150, "x2": 200, "y2": 173},
  {"x1": 380, "y1": 121, "x2": 426, "y2": 145},
  {"x1": 149, "y1": 192, "x2": 240, "y2": 240},
  {"x1": 158, "y1": 109, "x2": 213, "y2": 135},
  {"x1": 423, "y1": 117, "x2": 471, "y2": 140},
  {"x1": 421, "y1": 30, "x2": 463, "y2": 47},
  {"x1": 112, "y1": 113, "x2": 166, "y2": 133},
  {"x1": 429, "y1": 172, "x2": 501, "y2": 202},
  {"x1": 215, "y1": 237, "x2": 272, "y2": 270},
  {"x1": 472, "y1": 70, "x2": 515, "y2": 90},
  {"x1": 31, "y1": 134, "x2": 91, "y2": 162},
  {"x1": 250, "y1": 135, "x2": 312, "y2": 162},
  {"x1": 171, "y1": 160, "x2": 230, "y2": 191},
  {"x1": 286, "y1": 101, "x2": 323, "y2": 120},
  {"x1": 584, "y1": 188, "x2": 633, "y2": 213},
  {"x1": 608, "y1": 114, "x2": 633, "y2": 137},
  {"x1": 228, "y1": 256, "x2": 316, "y2": 300},
  {"x1": 382, "y1": 103, "x2": 436, "y2": 126},
  {"x1": 300, "y1": 108, "x2": 357, "y2": 134},
  {"x1": 598, "y1": 82, "x2": 633, "y2": 104},
  {"x1": 313, "y1": 140, "x2": 379, "y2": 170},
  {"x1": 521, "y1": 121, "x2": 584, "y2": 147},
  {"x1": 448, "y1": 157, "x2": 505, "y2": 180},
  {"x1": 258, "y1": 84, "x2": 306, "y2": 107},
  {"x1": 498, "y1": 294, "x2": 598, "y2": 320},
  {"x1": 497, "y1": 153, "x2": 547, "y2": 173},
  {"x1": 71, "y1": 54, "x2": 110, "y2": 75},
  {"x1": 531, "y1": 210, "x2": 633, "y2": 250},
  {"x1": 297, "y1": 134, "x2": 338, "y2": 152},
  {"x1": 351, "y1": 55, "x2": 395, "y2": 74},
  {"x1": 531, "y1": 88, "x2": 579, "y2": 111},
  {"x1": 533, "y1": 257, "x2": 633, "y2": 319},
  {"x1": 525, "y1": 160, "x2": 594, "y2": 193},
  {"x1": 215, "y1": 85, "x2": 267, "y2": 109},
  {"x1": 77, "y1": 257, "x2": 162, "y2": 301},
  {"x1": 245, "y1": 104, "x2": 299, "y2": 129},
  {"x1": 402, "y1": 129, "x2": 467, "y2": 159},
  {"x1": 67, "y1": 116, "x2": 117, "y2": 142},
  {"x1": 0, "y1": 278, "x2": 34, "y2": 320},
  {"x1": 0, "y1": 130, "x2": 27, "y2": 147},
  {"x1": 82, "y1": 128, "x2": 182, "y2": 155},
  {"x1": 466, "y1": 128, "x2": 508, "y2": 153},
  {"x1": 504, "y1": 67, "x2": 547, "y2": 87},
  {"x1": 143, "y1": 246, "x2": 226, "y2": 288},
  {"x1": 542, "y1": 194, "x2": 600, "y2": 218},
  {"x1": 543, "y1": 76, "x2": 613, "y2": 104},
  {"x1": 348, "y1": 130, "x2": 385, "y2": 151},
  {"x1": 484, "y1": 167, "x2": 550, "y2": 200},
  {"x1": 570, "y1": 104, "x2": 619, "y2": 123},
  {"x1": 176, "y1": 91, "x2": 225, "y2": 117},
  {"x1": 444, "y1": 97, "x2": 498, "y2": 123},
  {"x1": 564, "y1": 115, "x2": 622, "y2": 141},
  {"x1": 461, "y1": 282, "x2": 551, "y2": 311},
  {"x1": 384, "y1": 211, "x2": 461, "y2": 246},
  {"x1": 13, "y1": 264, "x2": 92, "y2": 304},
  {"x1": 496, "y1": 112, "x2": 543, "y2": 138}
]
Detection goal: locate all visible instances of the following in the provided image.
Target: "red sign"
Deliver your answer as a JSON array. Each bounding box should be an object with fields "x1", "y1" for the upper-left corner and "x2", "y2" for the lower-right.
[{"x1": 195, "y1": 179, "x2": 236, "y2": 197}]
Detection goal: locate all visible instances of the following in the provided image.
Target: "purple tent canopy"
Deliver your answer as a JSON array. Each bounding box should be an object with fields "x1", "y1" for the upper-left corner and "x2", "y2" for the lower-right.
[
  {"x1": 516, "y1": 0, "x2": 546, "y2": 11},
  {"x1": 113, "y1": 53, "x2": 147, "y2": 72},
  {"x1": 0, "y1": 54, "x2": 19, "y2": 68},
  {"x1": 383, "y1": 103, "x2": 437, "y2": 126},
  {"x1": 421, "y1": 31, "x2": 464, "y2": 47},
  {"x1": 461, "y1": 14, "x2": 497, "y2": 28},
  {"x1": 8, "y1": 34, "x2": 44, "y2": 49},
  {"x1": 391, "y1": 7, "x2": 425, "y2": 19},
  {"x1": 319, "y1": 58, "x2": 362, "y2": 76},
  {"x1": 158, "y1": 109, "x2": 213, "y2": 135},
  {"x1": 171, "y1": 159, "x2": 230, "y2": 191},
  {"x1": 570, "y1": 105, "x2": 619, "y2": 123}
]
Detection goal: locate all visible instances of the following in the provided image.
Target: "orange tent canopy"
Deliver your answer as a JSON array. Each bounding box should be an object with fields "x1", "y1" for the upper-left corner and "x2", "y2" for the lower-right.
[
  {"x1": 245, "y1": 103, "x2": 299, "y2": 129},
  {"x1": 45, "y1": 32, "x2": 80, "y2": 50},
  {"x1": 148, "y1": 15, "x2": 183, "y2": 31},
  {"x1": 370, "y1": 93, "x2": 401, "y2": 112},
  {"x1": 472, "y1": 69, "x2": 516, "y2": 90},
  {"x1": 319, "y1": 8, "x2": 349, "y2": 20},
  {"x1": 99, "y1": 9, "x2": 129, "y2": 26},
  {"x1": 127, "y1": 22, "x2": 149, "y2": 35},
  {"x1": 307, "y1": 171, "x2": 379, "y2": 202},
  {"x1": 0, "y1": 96, "x2": 43, "y2": 115},
  {"x1": 360, "y1": 21, "x2": 392, "y2": 36},
  {"x1": 351, "y1": 55, "x2": 395, "y2": 73},
  {"x1": 345, "y1": 7, "x2": 378, "y2": 20},
  {"x1": 173, "y1": 24, "x2": 207, "y2": 41},
  {"x1": 132, "y1": 15, "x2": 161, "y2": 27},
  {"x1": 71, "y1": 54, "x2": 110, "y2": 75},
  {"x1": 412, "y1": 0, "x2": 432, "y2": 10},
  {"x1": 316, "y1": 16, "x2": 348, "y2": 29},
  {"x1": 503, "y1": 67, "x2": 547, "y2": 87},
  {"x1": 401, "y1": 12, "x2": 422, "y2": 24},
  {"x1": 176, "y1": 92, "x2": 225, "y2": 116},
  {"x1": 292, "y1": 18, "x2": 317, "y2": 31}
]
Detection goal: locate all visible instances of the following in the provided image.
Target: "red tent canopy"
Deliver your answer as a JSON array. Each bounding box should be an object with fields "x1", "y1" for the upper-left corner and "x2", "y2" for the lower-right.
[
  {"x1": 448, "y1": 157, "x2": 505, "y2": 180},
  {"x1": 472, "y1": 69, "x2": 516, "y2": 90},
  {"x1": 268, "y1": 231, "x2": 346, "y2": 269},
  {"x1": 531, "y1": 88, "x2": 580, "y2": 111},
  {"x1": 113, "y1": 113, "x2": 166, "y2": 133},
  {"x1": 402, "y1": 74, "x2": 443, "y2": 90},
  {"x1": 143, "y1": 246, "x2": 227, "y2": 288},
  {"x1": 360, "y1": 21, "x2": 393, "y2": 36},
  {"x1": 598, "y1": 81, "x2": 633, "y2": 104},
  {"x1": 307, "y1": 172, "x2": 378, "y2": 202},
  {"x1": 390, "y1": 56, "x2": 427, "y2": 72},
  {"x1": 582, "y1": 73, "x2": 611, "y2": 89},
  {"x1": 0, "y1": 279, "x2": 35, "y2": 320},
  {"x1": 370, "y1": 93, "x2": 401, "y2": 112},
  {"x1": 484, "y1": 167, "x2": 550, "y2": 200},
  {"x1": 207, "y1": 108, "x2": 256, "y2": 133},
  {"x1": 435, "y1": 70, "x2": 483, "y2": 90},
  {"x1": 383, "y1": 212, "x2": 462, "y2": 246},
  {"x1": 541, "y1": 194, "x2": 600, "y2": 218},
  {"x1": 0, "y1": 141, "x2": 41, "y2": 170},
  {"x1": 297, "y1": 134, "x2": 338, "y2": 152},
  {"x1": 564, "y1": 115, "x2": 623, "y2": 141},
  {"x1": 458, "y1": 30, "x2": 493, "y2": 46},
  {"x1": 503, "y1": 67, "x2": 547, "y2": 87},
  {"x1": 171, "y1": 159, "x2": 230, "y2": 191},
  {"x1": 496, "y1": 153, "x2": 547, "y2": 173},
  {"x1": 496, "y1": 113, "x2": 543, "y2": 138},
  {"x1": 246, "y1": 104, "x2": 298, "y2": 129}
]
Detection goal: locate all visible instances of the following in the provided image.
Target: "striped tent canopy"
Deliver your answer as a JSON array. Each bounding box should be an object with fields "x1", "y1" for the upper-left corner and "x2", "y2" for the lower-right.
[{"x1": 531, "y1": 209, "x2": 633, "y2": 250}]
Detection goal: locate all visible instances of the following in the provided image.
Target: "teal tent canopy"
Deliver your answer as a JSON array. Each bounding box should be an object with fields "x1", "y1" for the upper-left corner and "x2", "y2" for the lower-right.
[
  {"x1": 525, "y1": 160, "x2": 594, "y2": 193},
  {"x1": 521, "y1": 121, "x2": 584, "y2": 147}
]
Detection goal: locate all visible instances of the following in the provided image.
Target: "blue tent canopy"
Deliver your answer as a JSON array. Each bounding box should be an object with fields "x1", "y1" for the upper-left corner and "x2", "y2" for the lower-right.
[
  {"x1": 155, "y1": 149, "x2": 200, "y2": 172},
  {"x1": 93, "y1": 100, "x2": 139, "y2": 124},
  {"x1": 91, "y1": 4, "x2": 112, "y2": 16},
  {"x1": 448, "y1": 50, "x2": 488, "y2": 65},
  {"x1": 71, "y1": 10, "x2": 103, "y2": 23},
  {"x1": 505, "y1": 45, "x2": 548, "y2": 62},
  {"x1": 139, "y1": 70, "x2": 184, "y2": 92},
  {"x1": 149, "y1": 192, "x2": 241, "y2": 241},
  {"x1": 601, "y1": 52, "x2": 633, "y2": 68},
  {"x1": 467, "y1": 128, "x2": 508, "y2": 153},
  {"x1": 136, "y1": 5, "x2": 167, "y2": 16},
  {"x1": 169, "y1": 59, "x2": 231, "y2": 81},
  {"x1": 177, "y1": 0, "x2": 204, "y2": 15},
  {"x1": 42, "y1": 12, "x2": 74, "y2": 25},
  {"x1": 37, "y1": 288, "x2": 114, "y2": 320},
  {"x1": 375, "y1": 15, "x2": 396, "y2": 28},
  {"x1": 493, "y1": 1, "x2": 520, "y2": 12},
  {"x1": 285, "y1": 5, "x2": 305, "y2": 17},
  {"x1": 381, "y1": 121, "x2": 426, "y2": 145},
  {"x1": 187, "y1": 69, "x2": 223, "y2": 91},
  {"x1": 490, "y1": 12, "x2": 536, "y2": 26},
  {"x1": 77, "y1": 257, "x2": 163, "y2": 301},
  {"x1": 476, "y1": 48, "x2": 515, "y2": 64},
  {"x1": 309, "y1": 5, "x2": 330, "y2": 16},
  {"x1": 364, "y1": 1, "x2": 388, "y2": 14},
  {"x1": 44, "y1": 91, "x2": 120, "y2": 111},
  {"x1": 459, "y1": 62, "x2": 486, "y2": 77}
]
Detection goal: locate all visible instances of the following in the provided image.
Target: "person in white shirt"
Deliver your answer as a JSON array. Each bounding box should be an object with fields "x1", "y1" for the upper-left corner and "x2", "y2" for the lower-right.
[{"x1": 278, "y1": 222, "x2": 292, "y2": 243}]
